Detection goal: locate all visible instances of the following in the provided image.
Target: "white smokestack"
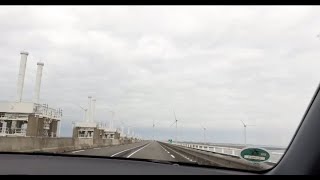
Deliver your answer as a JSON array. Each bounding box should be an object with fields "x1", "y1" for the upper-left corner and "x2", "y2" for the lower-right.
[
  {"x1": 87, "y1": 96, "x2": 92, "y2": 122},
  {"x1": 16, "y1": 51, "x2": 29, "y2": 102},
  {"x1": 91, "y1": 98, "x2": 96, "y2": 122},
  {"x1": 33, "y1": 62, "x2": 44, "y2": 104}
]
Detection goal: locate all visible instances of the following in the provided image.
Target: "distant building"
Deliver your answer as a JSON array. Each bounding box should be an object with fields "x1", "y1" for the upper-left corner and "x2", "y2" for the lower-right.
[
  {"x1": 72, "y1": 96, "x2": 123, "y2": 140},
  {"x1": 72, "y1": 121, "x2": 97, "y2": 138},
  {"x1": 72, "y1": 119, "x2": 120, "y2": 140},
  {"x1": 101, "y1": 127, "x2": 120, "y2": 139}
]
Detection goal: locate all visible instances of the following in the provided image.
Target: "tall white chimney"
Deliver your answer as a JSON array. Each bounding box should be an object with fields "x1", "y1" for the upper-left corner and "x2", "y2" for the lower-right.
[
  {"x1": 33, "y1": 62, "x2": 44, "y2": 104},
  {"x1": 91, "y1": 98, "x2": 96, "y2": 122},
  {"x1": 16, "y1": 51, "x2": 29, "y2": 102},
  {"x1": 87, "y1": 96, "x2": 92, "y2": 122}
]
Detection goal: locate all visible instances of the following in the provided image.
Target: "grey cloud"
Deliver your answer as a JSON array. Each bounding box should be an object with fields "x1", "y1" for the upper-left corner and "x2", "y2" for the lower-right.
[{"x1": 1, "y1": 6, "x2": 320, "y2": 146}]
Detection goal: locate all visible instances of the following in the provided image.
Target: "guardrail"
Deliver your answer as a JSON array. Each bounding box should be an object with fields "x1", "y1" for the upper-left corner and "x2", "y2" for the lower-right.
[
  {"x1": 171, "y1": 142, "x2": 283, "y2": 164},
  {"x1": 160, "y1": 141, "x2": 271, "y2": 171},
  {"x1": 34, "y1": 104, "x2": 62, "y2": 120},
  {"x1": 0, "y1": 127, "x2": 26, "y2": 136}
]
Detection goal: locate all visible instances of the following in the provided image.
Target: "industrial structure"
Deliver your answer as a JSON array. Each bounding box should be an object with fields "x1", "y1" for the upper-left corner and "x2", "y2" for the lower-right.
[
  {"x1": 73, "y1": 96, "x2": 97, "y2": 138},
  {"x1": 72, "y1": 97, "x2": 121, "y2": 140},
  {"x1": 0, "y1": 51, "x2": 62, "y2": 137},
  {"x1": 0, "y1": 51, "x2": 135, "y2": 140}
]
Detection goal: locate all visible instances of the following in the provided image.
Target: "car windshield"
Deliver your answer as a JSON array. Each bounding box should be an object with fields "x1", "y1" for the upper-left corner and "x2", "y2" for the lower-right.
[{"x1": 0, "y1": 5, "x2": 319, "y2": 172}]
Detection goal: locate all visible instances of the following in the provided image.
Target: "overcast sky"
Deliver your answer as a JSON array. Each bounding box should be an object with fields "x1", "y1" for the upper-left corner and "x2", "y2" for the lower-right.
[{"x1": 1, "y1": 6, "x2": 320, "y2": 147}]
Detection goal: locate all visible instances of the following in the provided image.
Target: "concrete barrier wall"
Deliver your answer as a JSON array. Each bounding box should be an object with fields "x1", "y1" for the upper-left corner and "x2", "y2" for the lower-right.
[
  {"x1": 0, "y1": 137, "x2": 74, "y2": 153},
  {"x1": 111, "y1": 139, "x2": 120, "y2": 145},
  {"x1": 74, "y1": 138, "x2": 94, "y2": 150},
  {"x1": 103, "y1": 139, "x2": 112, "y2": 145},
  {"x1": 0, "y1": 137, "x2": 136, "y2": 153}
]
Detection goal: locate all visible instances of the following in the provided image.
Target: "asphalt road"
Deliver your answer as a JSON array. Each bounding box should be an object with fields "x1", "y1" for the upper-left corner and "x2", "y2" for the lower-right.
[{"x1": 66, "y1": 141, "x2": 197, "y2": 164}]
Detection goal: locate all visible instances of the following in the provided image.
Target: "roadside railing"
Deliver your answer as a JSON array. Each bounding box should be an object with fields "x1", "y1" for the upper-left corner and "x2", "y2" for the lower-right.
[
  {"x1": 0, "y1": 127, "x2": 26, "y2": 136},
  {"x1": 171, "y1": 142, "x2": 284, "y2": 164}
]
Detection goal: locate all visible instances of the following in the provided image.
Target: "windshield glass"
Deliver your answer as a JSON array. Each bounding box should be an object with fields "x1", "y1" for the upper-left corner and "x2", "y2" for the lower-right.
[{"x1": 0, "y1": 5, "x2": 319, "y2": 171}]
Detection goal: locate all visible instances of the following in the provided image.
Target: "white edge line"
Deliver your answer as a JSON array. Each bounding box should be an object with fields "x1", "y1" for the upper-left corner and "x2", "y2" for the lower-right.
[
  {"x1": 159, "y1": 144, "x2": 171, "y2": 154},
  {"x1": 127, "y1": 143, "x2": 150, "y2": 158}
]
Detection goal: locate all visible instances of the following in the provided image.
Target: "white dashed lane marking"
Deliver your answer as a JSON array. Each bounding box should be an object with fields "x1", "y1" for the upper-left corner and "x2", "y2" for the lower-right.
[{"x1": 162, "y1": 144, "x2": 197, "y2": 163}]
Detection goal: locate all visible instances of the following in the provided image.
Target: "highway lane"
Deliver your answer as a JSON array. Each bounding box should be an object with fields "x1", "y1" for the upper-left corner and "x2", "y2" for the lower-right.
[
  {"x1": 65, "y1": 141, "x2": 197, "y2": 164},
  {"x1": 66, "y1": 141, "x2": 149, "y2": 157},
  {"x1": 159, "y1": 142, "x2": 197, "y2": 163},
  {"x1": 130, "y1": 141, "x2": 197, "y2": 164}
]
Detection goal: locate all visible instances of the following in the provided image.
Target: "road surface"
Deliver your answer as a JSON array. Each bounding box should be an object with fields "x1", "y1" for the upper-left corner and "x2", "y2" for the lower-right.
[{"x1": 66, "y1": 141, "x2": 197, "y2": 164}]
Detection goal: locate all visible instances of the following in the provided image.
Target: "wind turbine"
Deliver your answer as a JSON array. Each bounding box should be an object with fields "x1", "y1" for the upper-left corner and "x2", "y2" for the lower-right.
[
  {"x1": 79, "y1": 105, "x2": 88, "y2": 122},
  {"x1": 240, "y1": 120, "x2": 255, "y2": 146},
  {"x1": 170, "y1": 110, "x2": 179, "y2": 142}
]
